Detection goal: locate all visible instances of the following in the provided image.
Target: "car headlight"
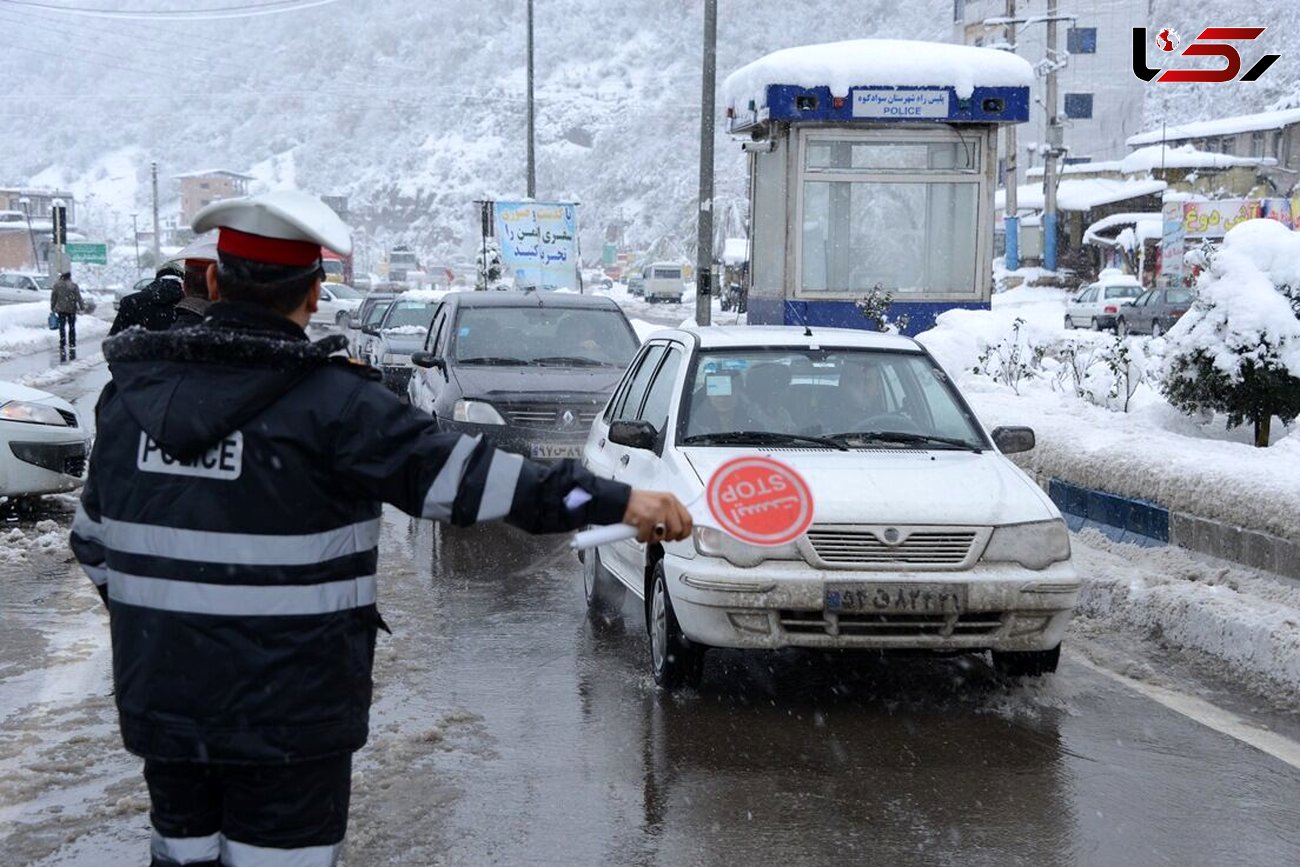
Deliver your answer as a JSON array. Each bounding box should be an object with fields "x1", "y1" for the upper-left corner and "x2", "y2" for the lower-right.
[
  {"x1": 0, "y1": 400, "x2": 69, "y2": 426},
  {"x1": 693, "y1": 526, "x2": 801, "y2": 567},
  {"x1": 453, "y1": 400, "x2": 507, "y2": 425},
  {"x1": 981, "y1": 519, "x2": 1071, "y2": 570}
]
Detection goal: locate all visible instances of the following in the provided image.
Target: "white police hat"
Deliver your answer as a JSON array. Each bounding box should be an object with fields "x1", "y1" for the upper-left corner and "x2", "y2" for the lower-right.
[
  {"x1": 165, "y1": 230, "x2": 219, "y2": 268},
  {"x1": 192, "y1": 190, "x2": 352, "y2": 267}
]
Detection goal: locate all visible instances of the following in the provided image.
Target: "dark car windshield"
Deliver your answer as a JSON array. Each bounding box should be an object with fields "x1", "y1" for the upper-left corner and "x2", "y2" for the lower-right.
[
  {"x1": 681, "y1": 347, "x2": 985, "y2": 448},
  {"x1": 382, "y1": 300, "x2": 437, "y2": 332},
  {"x1": 451, "y1": 306, "x2": 638, "y2": 366}
]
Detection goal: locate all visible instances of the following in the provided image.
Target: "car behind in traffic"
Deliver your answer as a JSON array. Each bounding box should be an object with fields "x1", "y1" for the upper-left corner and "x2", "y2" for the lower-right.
[
  {"x1": 362, "y1": 290, "x2": 445, "y2": 394},
  {"x1": 1064, "y1": 274, "x2": 1143, "y2": 331},
  {"x1": 408, "y1": 291, "x2": 640, "y2": 461},
  {"x1": 0, "y1": 381, "x2": 88, "y2": 501},
  {"x1": 1115, "y1": 287, "x2": 1194, "y2": 337},
  {"x1": 580, "y1": 326, "x2": 1077, "y2": 688},
  {"x1": 309, "y1": 282, "x2": 363, "y2": 328}
]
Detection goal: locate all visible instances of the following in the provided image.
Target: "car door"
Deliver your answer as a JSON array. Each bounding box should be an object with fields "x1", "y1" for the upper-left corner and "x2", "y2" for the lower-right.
[
  {"x1": 0, "y1": 274, "x2": 20, "y2": 303},
  {"x1": 1124, "y1": 290, "x2": 1153, "y2": 333},
  {"x1": 1074, "y1": 286, "x2": 1098, "y2": 324},
  {"x1": 409, "y1": 303, "x2": 449, "y2": 414}
]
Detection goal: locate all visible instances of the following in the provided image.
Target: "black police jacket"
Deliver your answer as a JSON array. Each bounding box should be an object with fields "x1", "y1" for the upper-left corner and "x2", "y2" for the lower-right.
[
  {"x1": 108, "y1": 278, "x2": 184, "y2": 335},
  {"x1": 70, "y1": 302, "x2": 630, "y2": 764}
]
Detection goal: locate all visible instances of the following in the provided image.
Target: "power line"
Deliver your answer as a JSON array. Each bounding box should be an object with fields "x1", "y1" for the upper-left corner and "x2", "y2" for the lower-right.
[{"x1": 0, "y1": 0, "x2": 347, "y2": 21}]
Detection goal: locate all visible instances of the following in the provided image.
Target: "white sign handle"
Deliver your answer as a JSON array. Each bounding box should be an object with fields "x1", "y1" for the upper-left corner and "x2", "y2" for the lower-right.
[{"x1": 571, "y1": 523, "x2": 638, "y2": 550}]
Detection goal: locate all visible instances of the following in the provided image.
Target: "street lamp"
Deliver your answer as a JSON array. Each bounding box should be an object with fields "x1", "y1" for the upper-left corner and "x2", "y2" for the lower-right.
[
  {"x1": 131, "y1": 213, "x2": 141, "y2": 276},
  {"x1": 17, "y1": 196, "x2": 39, "y2": 269}
]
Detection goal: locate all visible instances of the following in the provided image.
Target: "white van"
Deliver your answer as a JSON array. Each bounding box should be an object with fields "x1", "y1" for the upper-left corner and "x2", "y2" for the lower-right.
[{"x1": 643, "y1": 262, "x2": 685, "y2": 303}]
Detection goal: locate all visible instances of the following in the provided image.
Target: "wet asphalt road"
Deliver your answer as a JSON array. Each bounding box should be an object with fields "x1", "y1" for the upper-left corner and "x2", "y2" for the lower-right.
[{"x1": 341, "y1": 516, "x2": 1300, "y2": 867}]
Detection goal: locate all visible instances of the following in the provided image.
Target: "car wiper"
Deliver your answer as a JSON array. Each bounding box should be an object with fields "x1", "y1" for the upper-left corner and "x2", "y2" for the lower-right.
[
  {"x1": 680, "y1": 430, "x2": 848, "y2": 450},
  {"x1": 457, "y1": 356, "x2": 529, "y2": 366},
  {"x1": 827, "y1": 430, "x2": 982, "y2": 451},
  {"x1": 531, "y1": 355, "x2": 605, "y2": 367}
]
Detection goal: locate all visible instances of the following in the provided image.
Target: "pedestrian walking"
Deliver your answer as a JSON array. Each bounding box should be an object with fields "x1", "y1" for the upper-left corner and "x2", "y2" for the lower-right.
[
  {"x1": 109, "y1": 263, "x2": 184, "y2": 335},
  {"x1": 171, "y1": 232, "x2": 218, "y2": 328},
  {"x1": 49, "y1": 270, "x2": 82, "y2": 361},
  {"x1": 70, "y1": 190, "x2": 691, "y2": 867}
]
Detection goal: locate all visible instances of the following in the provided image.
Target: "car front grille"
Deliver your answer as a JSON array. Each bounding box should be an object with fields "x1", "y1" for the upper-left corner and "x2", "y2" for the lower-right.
[
  {"x1": 504, "y1": 405, "x2": 601, "y2": 430},
  {"x1": 64, "y1": 455, "x2": 87, "y2": 477},
  {"x1": 780, "y1": 610, "x2": 1004, "y2": 638},
  {"x1": 805, "y1": 527, "x2": 981, "y2": 568}
]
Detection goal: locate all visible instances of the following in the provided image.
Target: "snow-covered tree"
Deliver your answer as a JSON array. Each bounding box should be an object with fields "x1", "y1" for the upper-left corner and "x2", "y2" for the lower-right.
[
  {"x1": 475, "y1": 238, "x2": 510, "y2": 291},
  {"x1": 1160, "y1": 219, "x2": 1300, "y2": 447}
]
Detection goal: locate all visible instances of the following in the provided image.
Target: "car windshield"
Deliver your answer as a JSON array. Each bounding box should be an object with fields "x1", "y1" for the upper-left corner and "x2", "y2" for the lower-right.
[
  {"x1": 1104, "y1": 285, "x2": 1142, "y2": 299},
  {"x1": 680, "y1": 347, "x2": 985, "y2": 449},
  {"x1": 382, "y1": 300, "x2": 437, "y2": 331},
  {"x1": 451, "y1": 306, "x2": 638, "y2": 366},
  {"x1": 1167, "y1": 288, "x2": 1193, "y2": 304},
  {"x1": 328, "y1": 283, "x2": 362, "y2": 299}
]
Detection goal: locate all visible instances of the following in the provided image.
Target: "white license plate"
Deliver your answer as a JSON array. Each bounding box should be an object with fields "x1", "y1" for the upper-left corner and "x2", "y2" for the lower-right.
[
  {"x1": 825, "y1": 583, "x2": 966, "y2": 614},
  {"x1": 530, "y1": 443, "x2": 584, "y2": 459}
]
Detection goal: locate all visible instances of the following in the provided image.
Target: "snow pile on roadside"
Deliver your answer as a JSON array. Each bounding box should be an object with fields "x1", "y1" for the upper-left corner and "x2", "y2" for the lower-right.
[
  {"x1": 0, "y1": 303, "x2": 110, "y2": 360},
  {"x1": 917, "y1": 289, "x2": 1300, "y2": 539},
  {"x1": 1073, "y1": 531, "x2": 1300, "y2": 694},
  {"x1": 0, "y1": 519, "x2": 69, "y2": 564},
  {"x1": 17, "y1": 353, "x2": 105, "y2": 389}
]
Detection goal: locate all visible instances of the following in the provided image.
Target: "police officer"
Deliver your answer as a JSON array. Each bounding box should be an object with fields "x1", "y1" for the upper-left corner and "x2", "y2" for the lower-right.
[
  {"x1": 70, "y1": 190, "x2": 690, "y2": 867},
  {"x1": 169, "y1": 231, "x2": 218, "y2": 327}
]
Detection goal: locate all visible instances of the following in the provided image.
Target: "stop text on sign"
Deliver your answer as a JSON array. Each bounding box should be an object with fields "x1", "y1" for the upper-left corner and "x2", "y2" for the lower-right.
[{"x1": 706, "y1": 456, "x2": 814, "y2": 546}]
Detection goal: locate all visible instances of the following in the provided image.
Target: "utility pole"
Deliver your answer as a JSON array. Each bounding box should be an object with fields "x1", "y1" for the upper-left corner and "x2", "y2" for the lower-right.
[
  {"x1": 1042, "y1": 0, "x2": 1061, "y2": 272},
  {"x1": 151, "y1": 161, "x2": 161, "y2": 266},
  {"x1": 694, "y1": 0, "x2": 717, "y2": 327},
  {"x1": 131, "y1": 213, "x2": 141, "y2": 276},
  {"x1": 1003, "y1": 0, "x2": 1020, "y2": 271},
  {"x1": 18, "y1": 196, "x2": 39, "y2": 269},
  {"x1": 526, "y1": 0, "x2": 536, "y2": 199}
]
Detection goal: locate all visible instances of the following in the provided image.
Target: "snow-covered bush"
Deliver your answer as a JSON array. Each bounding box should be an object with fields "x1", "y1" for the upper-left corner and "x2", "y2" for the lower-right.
[
  {"x1": 854, "y1": 285, "x2": 909, "y2": 333},
  {"x1": 1161, "y1": 219, "x2": 1300, "y2": 447},
  {"x1": 475, "y1": 238, "x2": 510, "y2": 291},
  {"x1": 974, "y1": 317, "x2": 1043, "y2": 394}
]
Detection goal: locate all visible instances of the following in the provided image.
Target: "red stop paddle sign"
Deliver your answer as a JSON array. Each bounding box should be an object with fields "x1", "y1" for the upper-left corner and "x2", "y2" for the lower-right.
[{"x1": 705, "y1": 456, "x2": 814, "y2": 546}]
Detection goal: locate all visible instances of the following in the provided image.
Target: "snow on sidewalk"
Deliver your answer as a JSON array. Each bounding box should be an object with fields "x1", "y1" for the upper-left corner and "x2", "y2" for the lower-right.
[{"x1": 0, "y1": 302, "x2": 110, "y2": 361}]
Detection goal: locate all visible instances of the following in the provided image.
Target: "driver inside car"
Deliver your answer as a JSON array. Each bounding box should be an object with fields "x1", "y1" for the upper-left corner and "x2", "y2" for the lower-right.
[{"x1": 824, "y1": 357, "x2": 890, "y2": 433}]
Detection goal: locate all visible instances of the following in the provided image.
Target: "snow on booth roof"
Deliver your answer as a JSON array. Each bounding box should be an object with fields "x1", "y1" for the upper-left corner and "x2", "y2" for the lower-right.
[{"x1": 722, "y1": 38, "x2": 1034, "y2": 113}]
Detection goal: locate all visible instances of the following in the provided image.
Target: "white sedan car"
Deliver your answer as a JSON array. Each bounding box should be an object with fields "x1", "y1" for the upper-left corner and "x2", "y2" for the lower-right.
[
  {"x1": 581, "y1": 326, "x2": 1078, "y2": 689},
  {"x1": 0, "y1": 381, "x2": 89, "y2": 500},
  {"x1": 310, "y1": 282, "x2": 363, "y2": 328}
]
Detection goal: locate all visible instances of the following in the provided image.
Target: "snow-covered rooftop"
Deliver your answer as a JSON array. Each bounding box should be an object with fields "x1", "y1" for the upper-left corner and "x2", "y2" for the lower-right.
[
  {"x1": 1083, "y1": 212, "x2": 1163, "y2": 248},
  {"x1": 1119, "y1": 144, "x2": 1273, "y2": 174},
  {"x1": 1127, "y1": 108, "x2": 1300, "y2": 147},
  {"x1": 1024, "y1": 160, "x2": 1123, "y2": 179},
  {"x1": 173, "y1": 168, "x2": 255, "y2": 180},
  {"x1": 997, "y1": 178, "x2": 1167, "y2": 213},
  {"x1": 722, "y1": 38, "x2": 1034, "y2": 110}
]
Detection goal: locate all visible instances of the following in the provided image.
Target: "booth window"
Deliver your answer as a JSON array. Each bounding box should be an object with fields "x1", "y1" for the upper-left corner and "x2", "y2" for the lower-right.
[{"x1": 1066, "y1": 27, "x2": 1097, "y2": 54}]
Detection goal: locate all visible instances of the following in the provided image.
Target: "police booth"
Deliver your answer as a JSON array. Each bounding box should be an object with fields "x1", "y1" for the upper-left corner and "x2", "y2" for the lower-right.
[{"x1": 723, "y1": 40, "x2": 1031, "y2": 335}]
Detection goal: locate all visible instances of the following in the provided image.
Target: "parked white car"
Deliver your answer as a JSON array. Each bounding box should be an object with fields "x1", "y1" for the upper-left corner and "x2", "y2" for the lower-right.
[
  {"x1": 0, "y1": 381, "x2": 89, "y2": 500},
  {"x1": 0, "y1": 272, "x2": 53, "y2": 304},
  {"x1": 1064, "y1": 275, "x2": 1144, "y2": 331},
  {"x1": 310, "y1": 282, "x2": 363, "y2": 328},
  {"x1": 581, "y1": 326, "x2": 1077, "y2": 688}
]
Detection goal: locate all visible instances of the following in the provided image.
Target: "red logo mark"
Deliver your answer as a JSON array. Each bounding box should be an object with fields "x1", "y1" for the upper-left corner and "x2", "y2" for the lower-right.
[
  {"x1": 1133, "y1": 26, "x2": 1279, "y2": 83},
  {"x1": 705, "y1": 456, "x2": 814, "y2": 546}
]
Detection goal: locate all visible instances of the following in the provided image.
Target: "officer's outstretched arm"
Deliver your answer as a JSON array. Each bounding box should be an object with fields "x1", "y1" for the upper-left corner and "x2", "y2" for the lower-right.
[{"x1": 333, "y1": 381, "x2": 631, "y2": 532}]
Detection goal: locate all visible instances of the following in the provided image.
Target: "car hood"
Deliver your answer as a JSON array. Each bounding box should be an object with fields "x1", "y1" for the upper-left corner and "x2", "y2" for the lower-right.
[
  {"x1": 0, "y1": 380, "x2": 75, "y2": 411},
  {"x1": 679, "y1": 447, "x2": 1055, "y2": 527},
  {"x1": 451, "y1": 363, "x2": 625, "y2": 399}
]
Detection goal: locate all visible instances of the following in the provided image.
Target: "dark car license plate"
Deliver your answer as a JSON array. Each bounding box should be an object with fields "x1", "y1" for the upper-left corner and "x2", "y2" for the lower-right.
[
  {"x1": 531, "y1": 443, "x2": 584, "y2": 459},
  {"x1": 825, "y1": 583, "x2": 967, "y2": 615}
]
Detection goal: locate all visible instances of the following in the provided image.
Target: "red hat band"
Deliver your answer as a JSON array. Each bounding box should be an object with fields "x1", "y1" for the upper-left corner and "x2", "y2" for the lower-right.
[{"x1": 218, "y1": 227, "x2": 321, "y2": 267}]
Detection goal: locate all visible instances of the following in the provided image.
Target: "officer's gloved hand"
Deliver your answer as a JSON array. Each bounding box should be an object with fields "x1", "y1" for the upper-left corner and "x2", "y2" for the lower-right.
[{"x1": 623, "y1": 490, "x2": 692, "y2": 543}]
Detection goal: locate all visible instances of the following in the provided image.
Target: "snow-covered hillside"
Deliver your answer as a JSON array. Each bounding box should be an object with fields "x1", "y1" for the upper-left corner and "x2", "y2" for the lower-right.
[{"x1": 0, "y1": 0, "x2": 947, "y2": 268}]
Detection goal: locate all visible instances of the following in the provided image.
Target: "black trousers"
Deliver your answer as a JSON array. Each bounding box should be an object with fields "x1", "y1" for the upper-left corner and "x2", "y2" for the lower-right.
[
  {"x1": 144, "y1": 754, "x2": 352, "y2": 866},
  {"x1": 56, "y1": 312, "x2": 76, "y2": 349}
]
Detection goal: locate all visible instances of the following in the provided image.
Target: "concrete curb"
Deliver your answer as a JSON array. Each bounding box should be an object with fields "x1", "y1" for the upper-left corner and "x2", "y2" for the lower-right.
[{"x1": 1044, "y1": 477, "x2": 1300, "y2": 580}]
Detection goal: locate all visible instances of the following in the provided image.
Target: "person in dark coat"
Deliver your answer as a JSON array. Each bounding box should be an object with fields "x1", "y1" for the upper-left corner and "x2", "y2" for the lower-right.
[
  {"x1": 70, "y1": 190, "x2": 690, "y2": 867},
  {"x1": 170, "y1": 232, "x2": 218, "y2": 328},
  {"x1": 50, "y1": 271, "x2": 83, "y2": 361},
  {"x1": 109, "y1": 264, "x2": 184, "y2": 335}
]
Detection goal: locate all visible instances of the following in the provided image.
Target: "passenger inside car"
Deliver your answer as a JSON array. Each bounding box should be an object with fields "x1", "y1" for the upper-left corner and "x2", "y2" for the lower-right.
[
  {"x1": 824, "y1": 357, "x2": 890, "y2": 433},
  {"x1": 688, "y1": 369, "x2": 761, "y2": 435}
]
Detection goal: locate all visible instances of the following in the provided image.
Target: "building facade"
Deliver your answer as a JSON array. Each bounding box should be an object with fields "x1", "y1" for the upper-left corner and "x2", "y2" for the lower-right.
[
  {"x1": 954, "y1": 0, "x2": 1149, "y2": 165},
  {"x1": 175, "y1": 170, "x2": 253, "y2": 227}
]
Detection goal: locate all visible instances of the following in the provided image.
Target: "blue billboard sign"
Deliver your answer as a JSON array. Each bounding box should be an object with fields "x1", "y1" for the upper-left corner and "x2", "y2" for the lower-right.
[{"x1": 494, "y1": 201, "x2": 580, "y2": 291}]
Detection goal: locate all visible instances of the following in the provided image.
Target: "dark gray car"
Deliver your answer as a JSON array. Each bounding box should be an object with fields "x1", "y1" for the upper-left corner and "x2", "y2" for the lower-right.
[{"x1": 1115, "y1": 287, "x2": 1195, "y2": 337}]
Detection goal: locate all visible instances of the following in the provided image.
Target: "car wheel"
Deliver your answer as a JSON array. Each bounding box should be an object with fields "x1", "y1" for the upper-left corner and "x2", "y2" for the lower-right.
[
  {"x1": 1116, "y1": 318, "x2": 1128, "y2": 337},
  {"x1": 1151, "y1": 320, "x2": 1164, "y2": 338},
  {"x1": 1090, "y1": 317, "x2": 1101, "y2": 331},
  {"x1": 583, "y1": 546, "x2": 625, "y2": 621},
  {"x1": 335, "y1": 310, "x2": 349, "y2": 326},
  {"x1": 991, "y1": 644, "x2": 1061, "y2": 678},
  {"x1": 648, "y1": 560, "x2": 705, "y2": 689}
]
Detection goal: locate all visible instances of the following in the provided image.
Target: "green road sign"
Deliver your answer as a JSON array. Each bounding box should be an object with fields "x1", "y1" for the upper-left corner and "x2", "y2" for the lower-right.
[{"x1": 65, "y1": 242, "x2": 108, "y2": 265}]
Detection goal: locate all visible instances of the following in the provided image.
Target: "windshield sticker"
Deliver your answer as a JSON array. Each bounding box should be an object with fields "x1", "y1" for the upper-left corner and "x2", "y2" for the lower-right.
[{"x1": 705, "y1": 374, "x2": 733, "y2": 397}]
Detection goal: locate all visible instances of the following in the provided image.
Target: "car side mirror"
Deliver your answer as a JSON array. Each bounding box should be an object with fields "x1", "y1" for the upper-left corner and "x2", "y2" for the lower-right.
[
  {"x1": 991, "y1": 426, "x2": 1035, "y2": 454},
  {"x1": 609, "y1": 419, "x2": 658, "y2": 450},
  {"x1": 411, "y1": 351, "x2": 445, "y2": 372},
  {"x1": 361, "y1": 325, "x2": 379, "y2": 336}
]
